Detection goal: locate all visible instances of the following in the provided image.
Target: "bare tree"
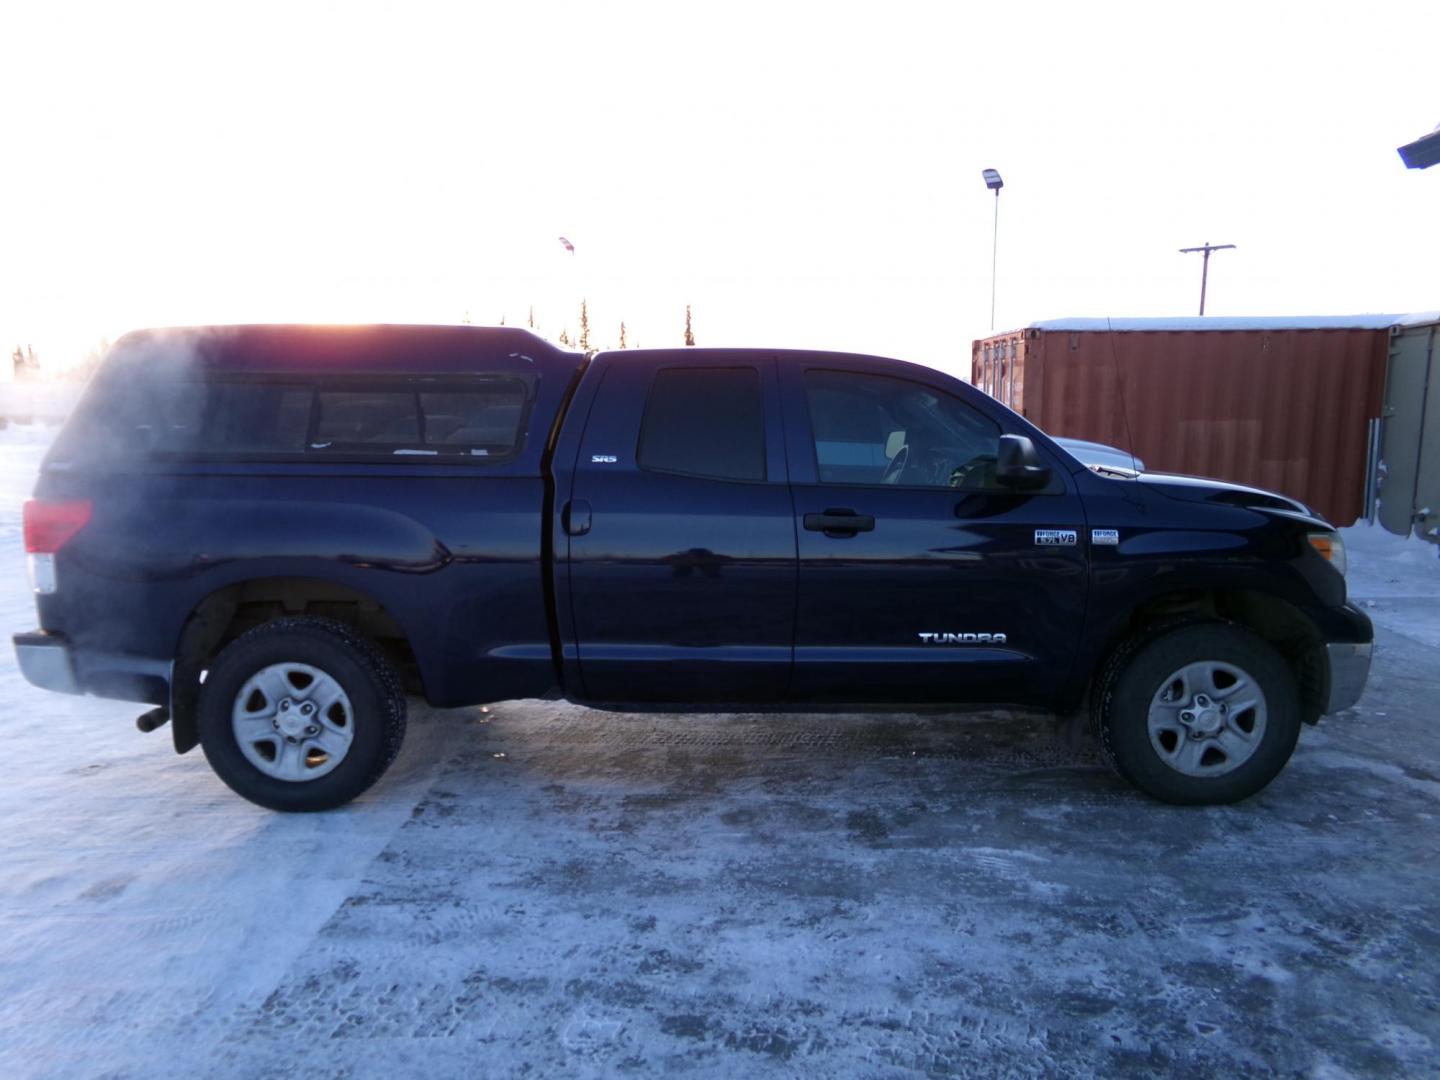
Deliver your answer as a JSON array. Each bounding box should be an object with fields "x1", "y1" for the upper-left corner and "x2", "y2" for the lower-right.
[{"x1": 12, "y1": 344, "x2": 39, "y2": 381}]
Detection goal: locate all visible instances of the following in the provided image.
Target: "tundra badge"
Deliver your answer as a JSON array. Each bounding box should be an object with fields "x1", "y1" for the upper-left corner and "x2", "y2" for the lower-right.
[{"x1": 917, "y1": 632, "x2": 1008, "y2": 645}]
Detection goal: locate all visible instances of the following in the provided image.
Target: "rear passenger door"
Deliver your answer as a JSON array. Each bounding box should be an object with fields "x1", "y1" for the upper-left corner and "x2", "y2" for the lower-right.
[{"x1": 563, "y1": 353, "x2": 796, "y2": 703}]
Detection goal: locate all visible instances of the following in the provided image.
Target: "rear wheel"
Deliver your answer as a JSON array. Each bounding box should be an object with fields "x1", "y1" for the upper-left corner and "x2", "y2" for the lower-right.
[
  {"x1": 197, "y1": 617, "x2": 407, "y2": 811},
  {"x1": 1094, "y1": 622, "x2": 1301, "y2": 805}
]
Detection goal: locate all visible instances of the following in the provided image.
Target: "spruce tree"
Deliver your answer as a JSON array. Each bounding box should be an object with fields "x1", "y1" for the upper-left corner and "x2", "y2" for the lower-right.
[
  {"x1": 618, "y1": 322, "x2": 627, "y2": 349},
  {"x1": 684, "y1": 305, "x2": 695, "y2": 346},
  {"x1": 579, "y1": 300, "x2": 591, "y2": 353}
]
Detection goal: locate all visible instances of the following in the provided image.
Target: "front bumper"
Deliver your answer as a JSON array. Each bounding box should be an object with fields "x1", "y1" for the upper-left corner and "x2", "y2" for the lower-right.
[
  {"x1": 1325, "y1": 641, "x2": 1373, "y2": 714},
  {"x1": 12, "y1": 631, "x2": 170, "y2": 705}
]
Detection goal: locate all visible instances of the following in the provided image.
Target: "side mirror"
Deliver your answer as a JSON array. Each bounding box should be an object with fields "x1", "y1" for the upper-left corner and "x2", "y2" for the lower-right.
[{"x1": 995, "y1": 434, "x2": 1052, "y2": 489}]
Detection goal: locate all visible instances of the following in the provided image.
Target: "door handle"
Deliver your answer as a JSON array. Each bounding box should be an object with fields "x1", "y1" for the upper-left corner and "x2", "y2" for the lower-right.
[
  {"x1": 562, "y1": 499, "x2": 592, "y2": 536},
  {"x1": 803, "y1": 508, "x2": 875, "y2": 537}
]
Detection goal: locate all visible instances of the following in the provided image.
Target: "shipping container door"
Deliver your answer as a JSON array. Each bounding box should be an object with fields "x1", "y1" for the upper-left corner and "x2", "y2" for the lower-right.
[{"x1": 1380, "y1": 323, "x2": 1440, "y2": 541}]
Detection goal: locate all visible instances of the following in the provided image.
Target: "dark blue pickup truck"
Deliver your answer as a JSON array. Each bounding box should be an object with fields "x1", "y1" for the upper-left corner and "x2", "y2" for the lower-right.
[{"x1": 14, "y1": 324, "x2": 1372, "y2": 810}]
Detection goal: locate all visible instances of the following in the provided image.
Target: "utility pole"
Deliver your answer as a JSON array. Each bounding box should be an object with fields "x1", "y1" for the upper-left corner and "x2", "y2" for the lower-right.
[{"x1": 1179, "y1": 242, "x2": 1236, "y2": 316}]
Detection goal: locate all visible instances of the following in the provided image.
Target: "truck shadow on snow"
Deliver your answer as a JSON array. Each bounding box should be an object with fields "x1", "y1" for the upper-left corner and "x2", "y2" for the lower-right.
[{"x1": 404, "y1": 699, "x2": 1123, "y2": 804}]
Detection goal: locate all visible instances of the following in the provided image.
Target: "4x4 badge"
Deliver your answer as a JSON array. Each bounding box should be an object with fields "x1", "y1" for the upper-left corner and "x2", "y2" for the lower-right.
[{"x1": 1034, "y1": 529, "x2": 1078, "y2": 546}]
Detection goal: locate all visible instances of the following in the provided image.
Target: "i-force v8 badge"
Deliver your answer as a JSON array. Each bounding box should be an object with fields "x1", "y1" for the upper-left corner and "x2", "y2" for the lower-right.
[{"x1": 1034, "y1": 529, "x2": 1078, "y2": 546}]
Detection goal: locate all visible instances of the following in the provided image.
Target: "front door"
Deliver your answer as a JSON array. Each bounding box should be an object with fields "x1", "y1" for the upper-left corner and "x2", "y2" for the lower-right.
[
  {"x1": 780, "y1": 361, "x2": 1089, "y2": 704},
  {"x1": 565, "y1": 353, "x2": 796, "y2": 703}
]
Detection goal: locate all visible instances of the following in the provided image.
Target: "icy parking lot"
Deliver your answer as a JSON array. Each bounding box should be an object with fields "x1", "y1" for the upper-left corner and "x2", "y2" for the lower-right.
[{"x1": 1, "y1": 425, "x2": 1438, "y2": 1078}]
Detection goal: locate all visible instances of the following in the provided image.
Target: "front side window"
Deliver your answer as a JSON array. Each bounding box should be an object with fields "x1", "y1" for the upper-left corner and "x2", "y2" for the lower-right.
[
  {"x1": 804, "y1": 370, "x2": 1003, "y2": 489},
  {"x1": 637, "y1": 367, "x2": 766, "y2": 482}
]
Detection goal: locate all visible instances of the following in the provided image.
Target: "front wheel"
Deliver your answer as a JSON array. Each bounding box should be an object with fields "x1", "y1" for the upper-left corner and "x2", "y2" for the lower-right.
[
  {"x1": 197, "y1": 617, "x2": 407, "y2": 811},
  {"x1": 1094, "y1": 622, "x2": 1301, "y2": 805}
]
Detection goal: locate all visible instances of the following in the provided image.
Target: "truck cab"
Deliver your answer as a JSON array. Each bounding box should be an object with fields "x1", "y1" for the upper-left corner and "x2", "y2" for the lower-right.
[{"x1": 554, "y1": 349, "x2": 1088, "y2": 708}]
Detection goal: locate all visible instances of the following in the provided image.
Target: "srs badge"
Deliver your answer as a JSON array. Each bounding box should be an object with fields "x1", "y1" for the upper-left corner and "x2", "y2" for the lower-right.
[{"x1": 1034, "y1": 529, "x2": 1078, "y2": 546}]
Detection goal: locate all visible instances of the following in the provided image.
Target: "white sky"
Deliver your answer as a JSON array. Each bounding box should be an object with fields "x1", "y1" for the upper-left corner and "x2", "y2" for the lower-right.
[{"x1": 2, "y1": 0, "x2": 1437, "y2": 379}]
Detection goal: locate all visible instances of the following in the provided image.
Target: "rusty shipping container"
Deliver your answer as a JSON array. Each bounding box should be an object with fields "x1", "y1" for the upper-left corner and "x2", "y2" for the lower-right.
[{"x1": 971, "y1": 317, "x2": 1395, "y2": 526}]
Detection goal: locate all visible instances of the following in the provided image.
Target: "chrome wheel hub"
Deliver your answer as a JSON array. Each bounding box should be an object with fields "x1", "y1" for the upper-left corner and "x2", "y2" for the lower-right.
[
  {"x1": 232, "y1": 663, "x2": 354, "y2": 782},
  {"x1": 1148, "y1": 661, "x2": 1268, "y2": 778}
]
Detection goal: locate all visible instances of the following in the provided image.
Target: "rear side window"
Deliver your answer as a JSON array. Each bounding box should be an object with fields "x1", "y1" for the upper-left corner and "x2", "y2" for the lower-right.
[
  {"x1": 637, "y1": 368, "x2": 766, "y2": 482},
  {"x1": 421, "y1": 391, "x2": 526, "y2": 449},
  {"x1": 315, "y1": 391, "x2": 420, "y2": 446},
  {"x1": 50, "y1": 375, "x2": 530, "y2": 464},
  {"x1": 209, "y1": 385, "x2": 312, "y2": 452},
  {"x1": 312, "y1": 385, "x2": 527, "y2": 456}
]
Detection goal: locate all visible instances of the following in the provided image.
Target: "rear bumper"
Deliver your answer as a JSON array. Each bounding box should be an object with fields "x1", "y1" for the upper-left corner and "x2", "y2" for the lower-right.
[
  {"x1": 15, "y1": 632, "x2": 80, "y2": 694},
  {"x1": 12, "y1": 632, "x2": 170, "y2": 705},
  {"x1": 1325, "y1": 642, "x2": 1373, "y2": 713}
]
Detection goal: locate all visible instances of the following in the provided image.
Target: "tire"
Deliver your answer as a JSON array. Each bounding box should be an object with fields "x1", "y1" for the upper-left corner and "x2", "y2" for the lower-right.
[
  {"x1": 1094, "y1": 622, "x2": 1301, "y2": 805},
  {"x1": 197, "y1": 617, "x2": 407, "y2": 811}
]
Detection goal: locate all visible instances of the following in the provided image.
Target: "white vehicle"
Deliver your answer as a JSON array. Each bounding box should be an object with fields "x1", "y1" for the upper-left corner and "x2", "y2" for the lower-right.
[{"x1": 1054, "y1": 437, "x2": 1145, "y2": 473}]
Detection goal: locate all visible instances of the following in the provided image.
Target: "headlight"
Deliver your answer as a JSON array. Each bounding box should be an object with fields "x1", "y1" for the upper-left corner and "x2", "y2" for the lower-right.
[{"x1": 1307, "y1": 531, "x2": 1347, "y2": 577}]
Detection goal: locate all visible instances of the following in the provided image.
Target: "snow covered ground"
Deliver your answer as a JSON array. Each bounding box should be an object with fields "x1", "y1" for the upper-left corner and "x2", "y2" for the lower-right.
[
  {"x1": 1343, "y1": 522, "x2": 1440, "y2": 648},
  {"x1": 1, "y1": 424, "x2": 1437, "y2": 1078}
]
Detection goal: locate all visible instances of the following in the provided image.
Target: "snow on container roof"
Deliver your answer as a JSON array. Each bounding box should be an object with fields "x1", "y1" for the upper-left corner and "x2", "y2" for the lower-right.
[
  {"x1": 1023, "y1": 315, "x2": 1404, "y2": 332},
  {"x1": 1396, "y1": 311, "x2": 1440, "y2": 327}
]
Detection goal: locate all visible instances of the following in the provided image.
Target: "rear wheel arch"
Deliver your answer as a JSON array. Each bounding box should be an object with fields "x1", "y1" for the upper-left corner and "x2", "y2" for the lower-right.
[{"x1": 170, "y1": 577, "x2": 422, "y2": 754}]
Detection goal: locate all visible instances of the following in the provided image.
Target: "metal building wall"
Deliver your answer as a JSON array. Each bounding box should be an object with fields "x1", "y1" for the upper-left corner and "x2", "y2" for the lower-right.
[
  {"x1": 1379, "y1": 322, "x2": 1440, "y2": 541},
  {"x1": 971, "y1": 327, "x2": 1389, "y2": 526}
]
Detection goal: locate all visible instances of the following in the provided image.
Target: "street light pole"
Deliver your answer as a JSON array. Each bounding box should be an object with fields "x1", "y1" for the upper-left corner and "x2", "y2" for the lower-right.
[
  {"x1": 982, "y1": 169, "x2": 1004, "y2": 330},
  {"x1": 1179, "y1": 241, "x2": 1236, "y2": 316}
]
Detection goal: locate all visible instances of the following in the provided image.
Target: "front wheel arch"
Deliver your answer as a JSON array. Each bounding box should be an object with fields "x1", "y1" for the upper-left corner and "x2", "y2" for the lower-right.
[{"x1": 1079, "y1": 587, "x2": 1329, "y2": 725}]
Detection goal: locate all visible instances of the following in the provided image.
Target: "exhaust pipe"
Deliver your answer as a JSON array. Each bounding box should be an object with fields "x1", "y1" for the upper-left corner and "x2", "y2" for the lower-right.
[{"x1": 136, "y1": 707, "x2": 170, "y2": 734}]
